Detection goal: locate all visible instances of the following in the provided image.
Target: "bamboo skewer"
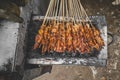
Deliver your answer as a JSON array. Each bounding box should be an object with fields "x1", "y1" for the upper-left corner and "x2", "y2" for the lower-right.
[{"x1": 33, "y1": 0, "x2": 105, "y2": 54}]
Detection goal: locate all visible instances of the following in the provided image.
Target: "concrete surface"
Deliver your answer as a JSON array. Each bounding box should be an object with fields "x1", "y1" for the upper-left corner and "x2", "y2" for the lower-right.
[
  {"x1": 0, "y1": 0, "x2": 119, "y2": 80},
  {"x1": 0, "y1": 21, "x2": 19, "y2": 71},
  {"x1": 32, "y1": 0, "x2": 120, "y2": 80}
]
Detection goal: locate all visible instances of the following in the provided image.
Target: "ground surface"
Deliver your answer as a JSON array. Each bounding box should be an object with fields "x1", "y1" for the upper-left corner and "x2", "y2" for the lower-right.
[
  {"x1": 32, "y1": 0, "x2": 120, "y2": 80},
  {"x1": 0, "y1": 0, "x2": 120, "y2": 80}
]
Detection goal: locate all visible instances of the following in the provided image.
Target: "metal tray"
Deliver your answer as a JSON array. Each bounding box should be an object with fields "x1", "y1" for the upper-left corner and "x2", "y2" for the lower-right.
[{"x1": 27, "y1": 16, "x2": 107, "y2": 67}]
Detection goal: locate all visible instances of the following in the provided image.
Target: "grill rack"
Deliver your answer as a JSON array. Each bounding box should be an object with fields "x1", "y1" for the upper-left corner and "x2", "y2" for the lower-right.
[
  {"x1": 32, "y1": 16, "x2": 93, "y2": 22},
  {"x1": 27, "y1": 15, "x2": 107, "y2": 67}
]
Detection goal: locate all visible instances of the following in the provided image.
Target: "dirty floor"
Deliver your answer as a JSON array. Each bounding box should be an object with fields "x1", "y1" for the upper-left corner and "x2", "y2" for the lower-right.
[{"x1": 32, "y1": 0, "x2": 120, "y2": 80}]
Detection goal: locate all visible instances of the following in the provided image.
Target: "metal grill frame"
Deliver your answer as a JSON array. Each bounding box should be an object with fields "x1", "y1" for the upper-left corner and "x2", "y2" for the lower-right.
[{"x1": 27, "y1": 15, "x2": 107, "y2": 67}]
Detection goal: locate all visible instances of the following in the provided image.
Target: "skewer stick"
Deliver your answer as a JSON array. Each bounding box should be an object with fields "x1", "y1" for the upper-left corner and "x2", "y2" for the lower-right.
[{"x1": 42, "y1": 0, "x2": 53, "y2": 25}]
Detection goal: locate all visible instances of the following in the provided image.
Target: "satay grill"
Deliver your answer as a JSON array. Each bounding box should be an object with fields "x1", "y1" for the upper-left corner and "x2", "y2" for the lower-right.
[{"x1": 27, "y1": 0, "x2": 107, "y2": 66}]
